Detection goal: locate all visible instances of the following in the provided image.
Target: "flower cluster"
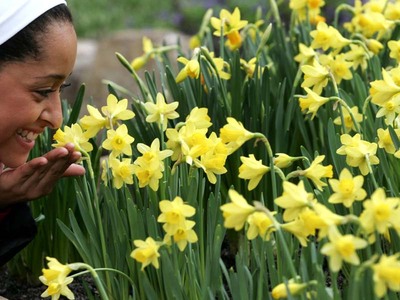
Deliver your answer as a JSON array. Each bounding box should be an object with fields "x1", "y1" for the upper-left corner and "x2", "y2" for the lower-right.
[{"x1": 131, "y1": 196, "x2": 198, "y2": 270}]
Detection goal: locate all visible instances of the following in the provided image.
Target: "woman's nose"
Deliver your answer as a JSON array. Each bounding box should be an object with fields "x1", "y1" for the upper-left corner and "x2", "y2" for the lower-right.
[{"x1": 40, "y1": 93, "x2": 63, "y2": 129}]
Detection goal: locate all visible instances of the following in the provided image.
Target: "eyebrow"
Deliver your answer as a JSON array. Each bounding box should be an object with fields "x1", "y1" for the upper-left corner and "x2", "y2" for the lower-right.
[{"x1": 34, "y1": 73, "x2": 72, "y2": 80}]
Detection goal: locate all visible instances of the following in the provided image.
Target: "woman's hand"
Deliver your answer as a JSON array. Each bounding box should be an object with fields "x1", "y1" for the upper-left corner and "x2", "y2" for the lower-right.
[{"x1": 0, "y1": 143, "x2": 85, "y2": 207}]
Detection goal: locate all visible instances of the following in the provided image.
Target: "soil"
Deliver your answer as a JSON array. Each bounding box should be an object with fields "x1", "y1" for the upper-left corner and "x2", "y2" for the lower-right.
[{"x1": 0, "y1": 266, "x2": 98, "y2": 300}]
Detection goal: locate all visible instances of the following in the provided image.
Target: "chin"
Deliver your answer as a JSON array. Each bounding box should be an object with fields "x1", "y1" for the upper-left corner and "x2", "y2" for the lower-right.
[{"x1": 2, "y1": 155, "x2": 29, "y2": 169}]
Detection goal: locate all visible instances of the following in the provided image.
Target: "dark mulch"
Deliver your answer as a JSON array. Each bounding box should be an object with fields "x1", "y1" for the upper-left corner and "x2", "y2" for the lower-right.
[{"x1": 0, "y1": 266, "x2": 98, "y2": 300}]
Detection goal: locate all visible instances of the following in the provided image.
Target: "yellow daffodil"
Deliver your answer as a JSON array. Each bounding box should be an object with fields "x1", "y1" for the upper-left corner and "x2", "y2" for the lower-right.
[
  {"x1": 281, "y1": 214, "x2": 315, "y2": 247},
  {"x1": 289, "y1": 0, "x2": 325, "y2": 23},
  {"x1": 377, "y1": 127, "x2": 400, "y2": 154},
  {"x1": 359, "y1": 188, "x2": 400, "y2": 242},
  {"x1": 158, "y1": 196, "x2": 196, "y2": 235},
  {"x1": 336, "y1": 133, "x2": 379, "y2": 175},
  {"x1": 246, "y1": 211, "x2": 275, "y2": 241},
  {"x1": 101, "y1": 94, "x2": 135, "y2": 127},
  {"x1": 130, "y1": 36, "x2": 154, "y2": 70},
  {"x1": 79, "y1": 105, "x2": 107, "y2": 138},
  {"x1": 320, "y1": 53, "x2": 353, "y2": 84},
  {"x1": 185, "y1": 107, "x2": 212, "y2": 129},
  {"x1": 239, "y1": 154, "x2": 270, "y2": 191},
  {"x1": 388, "y1": 40, "x2": 400, "y2": 63},
  {"x1": 275, "y1": 180, "x2": 314, "y2": 222},
  {"x1": 210, "y1": 7, "x2": 248, "y2": 49},
  {"x1": 108, "y1": 156, "x2": 135, "y2": 189},
  {"x1": 342, "y1": 44, "x2": 370, "y2": 71},
  {"x1": 194, "y1": 132, "x2": 228, "y2": 184},
  {"x1": 179, "y1": 122, "x2": 213, "y2": 165},
  {"x1": 131, "y1": 237, "x2": 162, "y2": 270},
  {"x1": 366, "y1": 38, "x2": 384, "y2": 55},
  {"x1": 273, "y1": 153, "x2": 299, "y2": 169},
  {"x1": 320, "y1": 226, "x2": 367, "y2": 272},
  {"x1": 133, "y1": 138, "x2": 173, "y2": 191},
  {"x1": 300, "y1": 60, "x2": 329, "y2": 95},
  {"x1": 301, "y1": 155, "x2": 333, "y2": 191},
  {"x1": 310, "y1": 22, "x2": 350, "y2": 51},
  {"x1": 271, "y1": 279, "x2": 308, "y2": 299},
  {"x1": 372, "y1": 254, "x2": 400, "y2": 298},
  {"x1": 294, "y1": 43, "x2": 317, "y2": 65},
  {"x1": 102, "y1": 124, "x2": 134, "y2": 156},
  {"x1": 219, "y1": 117, "x2": 255, "y2": 154},
  {"x1": 220, "y1": 189, "x2": 255, "y2": 231},
  {"x1": 176, "y1": 56, "x2": 201, "y2": 83},
  {"x1": 375, "y1": 95, "x2": 400, "y2": 125},
  {"x1": 144, "y1": 92, "x2": 179, "y2": 131},
  {"x1": 370, "y1": 68, "x2": 400, "y2": 106},
  {"x1": 164, "y1": 220, "x2": 198, "y2": 251},
  {"x1": 52, "y1": 123, "x2": 93, "y2": 153},
  {"x1": 333, "y1": 106, "x2": 363, "y2": 133},
  {"x1": 328, "y1": 168, "x2": 367, "y2": 208},
  {"x1": 39, "y1": 257, "x2": 75, "y2": 300}
]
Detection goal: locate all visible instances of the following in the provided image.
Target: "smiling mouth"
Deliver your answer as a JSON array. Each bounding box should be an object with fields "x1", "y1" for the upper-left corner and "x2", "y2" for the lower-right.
[{"x1": 16, "y1": 129, "x2": 39, "y2": 142}]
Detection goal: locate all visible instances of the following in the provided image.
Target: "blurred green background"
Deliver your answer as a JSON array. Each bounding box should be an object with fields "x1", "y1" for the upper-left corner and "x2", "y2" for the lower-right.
[{"x1": 67, "y1": 0, "x2": 267, "y2": 37}]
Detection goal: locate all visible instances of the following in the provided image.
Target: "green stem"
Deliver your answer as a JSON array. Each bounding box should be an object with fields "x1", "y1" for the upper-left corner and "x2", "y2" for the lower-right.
[
  {"x1": 365, "y1": 154, "x2": 379, "y2": 190},
  {"x1": 333, "y1": 4, "x2": 354, "y2": 28},
  {"x1": 81, "y1": 151, "x2": 112, "y2": 292},
  {"x1": 329, "y1": 96, "x2": 362, "y2": 133}
]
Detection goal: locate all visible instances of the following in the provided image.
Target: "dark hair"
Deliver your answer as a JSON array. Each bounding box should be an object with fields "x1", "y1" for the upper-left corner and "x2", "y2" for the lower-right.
[{"x1": 0, "y1": 4, "x2": 73, "y2": 65}]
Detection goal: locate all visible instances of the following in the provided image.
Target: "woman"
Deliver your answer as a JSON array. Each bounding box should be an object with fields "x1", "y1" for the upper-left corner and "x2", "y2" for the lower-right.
[{"x1": 0, "y1": 0, "x2": 85, "y2": 265}]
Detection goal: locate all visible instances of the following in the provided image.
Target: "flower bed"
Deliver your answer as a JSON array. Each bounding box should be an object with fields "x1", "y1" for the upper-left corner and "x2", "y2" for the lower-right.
[{"x1": 7, "y1": 1, "x2": 400, "y2": 299}]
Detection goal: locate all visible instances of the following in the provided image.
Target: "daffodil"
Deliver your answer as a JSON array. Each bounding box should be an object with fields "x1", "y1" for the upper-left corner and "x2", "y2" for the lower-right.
[
  {"x1": 289, "y1": 0, "x2": 325, "y2": 23},
  {"x1": 238, "y1": 154, "x2": 270, "y2": 191},
  {"x1": 101, "y1": 94, "x2": 135, "y2": 127},
  {"x1": 131, "y1": 237, "x2": 162, "y2": 270},
  {"x1": 320, "y1": 53, "x2": 353, "y2": 84},
  {"x1": 39, "y1": 257, "x2": 75, "y2": 300},
  {"x1": 185, "y1": 107, "x2": 212, "y2": 129},
  {"x1": 359, "y1": 188, "x2": 400, "y2": 242},
  {"x1": 320, "y1": 226, "x2": 367, "y2": 272},
  {"x1": 246, "y1": 211, "x2": 275, "y2": 241},
  {"x1": 164, "y1": 220, "x2": 198, "y2": 251},
  {"x1": 333, "y1": 106, "x2": 363, "y2": 133},
  {"x1": 52, "y1": 123, "x2": 93, "y2": 153},
  {"x1": 273, "y1": 153, "x2": 299, "y2": 169},
  {"x1": 79, "y1": 105, "x2": 107, "y2": 138},
  {"x1": 388, "y1": 40, "x2": 400, "y2": 63},
  {"x1": 370, "y1": 68, "x2": 400, "y2": 106},
  {"x1": 294, "y1": 43, "x2": 317, "y2": 65},
  {"x1": 210, "y1": 7, "x2": 248, "y2": 49},
  {"x1": 275, "y1": 180, "x2": 314, "y2": 221},
  {"x1": 144, "y1": 92, "x2": 179, "y2": 130},
  {"x1": 130, "y1": 36, "x2": 154, "y2": 70},
  {"x1": 271, "y1": 279, "x2": 308, "y2": 299},
  {"x1": 310, "y1": 22, "x2": 350, "y2": 51},
  {"x1": 343, "y1": 44, "x2": 370, "y2": 71},
  {"x1": 133, "y1": 138, "x2": 173, "y2": 191},
  {"x1": 108, "y1": 156, "x2": 135, "y2": 189},
  {"x1": 281, "y1": 214, "x2": 315, "y2": 247},
  {"x1": 102, "y1": 124, "x2": 134, "y2": 156},
  {"x1": 328, "y1": 168, "x2": 367, "y2": 208},
  {"x1": 375, "y1": 95, "x2": 400, "y2": 125},
  {"x1": 176, "y1": 56, "x2": 201, "y2": 83},
  {"x1": 300, "y1": 60, "x2": 329, "y2": 95},
  {"x1": 220, "y1": 189, "x2": 255, "y2": 230},
  {"x1": 377, "y1": 127, "x2": 400, "y2": 154},
  {"x1": 219, "y1": 117, "x2": 255, "y2": 154},
  {"x1": 158, "y1": 196, "x2": 196, "y2": 235},
  {"x1": 372, "y1": 254, "x2": 400, "y2": 298},
  {"x1": 336, "y1": 133, "x2": 380, "y2": 175},
  {"x1": 301, "y1": 155, "x2": 333, "y2": 191},
  {"x1": 194, "y1": 132, "x2": 228, "y2": 184},
  {"x1": 179, "y1": 122, "x2": 213, "y2": 165}
]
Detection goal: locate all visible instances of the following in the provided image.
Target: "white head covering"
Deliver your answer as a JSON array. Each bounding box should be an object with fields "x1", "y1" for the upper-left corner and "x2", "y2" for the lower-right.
[{"x1": 0, "y1": 0, "x2": 67, "y2": 45}]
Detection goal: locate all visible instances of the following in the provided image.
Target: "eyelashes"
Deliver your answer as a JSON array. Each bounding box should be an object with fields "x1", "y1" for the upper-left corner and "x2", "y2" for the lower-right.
[{"x1": 36, "y1": 83, "x2": 71, "y2": 98}]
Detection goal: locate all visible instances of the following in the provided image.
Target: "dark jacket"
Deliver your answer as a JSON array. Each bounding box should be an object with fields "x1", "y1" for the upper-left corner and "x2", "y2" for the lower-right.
[{"x1": 0, "y1": 203, "x2": 37, "y2": 266}]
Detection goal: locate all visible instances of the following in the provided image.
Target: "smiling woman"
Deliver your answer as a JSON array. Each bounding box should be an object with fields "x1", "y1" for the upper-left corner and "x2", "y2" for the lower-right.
[{"x1": 0, "y1": 0, "x2": 85, "y2": 266}]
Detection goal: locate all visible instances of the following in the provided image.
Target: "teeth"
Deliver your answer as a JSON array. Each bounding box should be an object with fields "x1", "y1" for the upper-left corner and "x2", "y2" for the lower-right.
[{"x1": 16, "y1": 129, "x2": 39, "y2": 142}]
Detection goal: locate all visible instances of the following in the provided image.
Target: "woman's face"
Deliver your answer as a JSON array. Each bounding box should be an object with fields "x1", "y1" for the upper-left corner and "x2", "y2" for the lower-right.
[{"x1": 0, "y1": 22, "x2": 77, "y2": 168}]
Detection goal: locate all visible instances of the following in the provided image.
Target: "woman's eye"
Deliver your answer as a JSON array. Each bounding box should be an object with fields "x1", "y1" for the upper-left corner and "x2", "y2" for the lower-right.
[
  {"x1": 36, "y1": 89, "x2": 55, "y2": 98},
  {"x1": 59, "y1": 83, "x2": 71, "y2": 93}
]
